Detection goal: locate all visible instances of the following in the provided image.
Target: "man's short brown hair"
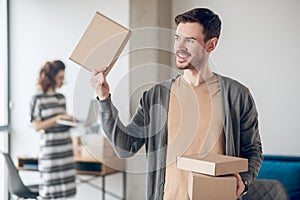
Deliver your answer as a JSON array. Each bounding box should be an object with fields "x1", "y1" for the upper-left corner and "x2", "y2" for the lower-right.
[{"x1": 175, "y1": 8, "x2": 221, "y2": 42}]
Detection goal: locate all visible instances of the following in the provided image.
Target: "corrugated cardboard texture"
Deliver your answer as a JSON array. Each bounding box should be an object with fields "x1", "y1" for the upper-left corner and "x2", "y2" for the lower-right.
[
  {"x1": 188, "y1": 172, "x2": 237, "y2": 200},
  {"x1": 177, "y1": 153, "x2": 248, "y2": 176}
]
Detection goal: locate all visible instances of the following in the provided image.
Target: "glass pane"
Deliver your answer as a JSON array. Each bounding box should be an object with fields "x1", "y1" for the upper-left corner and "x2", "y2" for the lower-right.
[
  {"x1": 0, "y1": 131, "x2": 8, "y2": 200},
  {"x1": 0, "y1": 0, "x2": 8, "y2": 126},
  {"x1": 0, "y1": 0, "x2": 9, "y2": 199}
]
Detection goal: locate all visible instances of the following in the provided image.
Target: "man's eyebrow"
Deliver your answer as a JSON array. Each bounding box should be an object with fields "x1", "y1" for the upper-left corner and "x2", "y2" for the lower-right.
[
  {"x1": 185, "y1": 36, "x2": 196, "y2": 40},
  {"x1": 174, "y1": 34, "x2": 196, "y2": 40}
]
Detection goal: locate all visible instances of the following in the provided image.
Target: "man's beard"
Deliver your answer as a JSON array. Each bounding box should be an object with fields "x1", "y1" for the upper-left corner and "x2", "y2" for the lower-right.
[
  {"x1": 175, "y1": 57, "x2": 205, "y2": 71},
  {"x1": 176, "y1": 61, "x2": 194, "y2": 70},
  {"x1": 175, "y1": 50, "x2": 206, "y2": 71},
  {"x1": 175, "y1": 50, "x2": 193, "y2": 70}
]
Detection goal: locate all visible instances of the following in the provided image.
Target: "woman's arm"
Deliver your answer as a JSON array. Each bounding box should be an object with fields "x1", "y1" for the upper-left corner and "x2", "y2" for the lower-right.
[{"x1": 32, "y1": 114, "x2": 74, "y2": 131}]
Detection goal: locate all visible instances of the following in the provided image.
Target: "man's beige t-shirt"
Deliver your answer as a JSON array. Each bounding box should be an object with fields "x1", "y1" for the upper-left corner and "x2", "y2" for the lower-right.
[{"x1": 163, "y1": 75, "x2": 225, "y2": 200}]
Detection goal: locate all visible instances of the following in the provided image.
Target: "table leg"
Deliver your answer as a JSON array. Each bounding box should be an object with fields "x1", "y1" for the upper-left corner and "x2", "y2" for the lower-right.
[
  {"x1": 102, "y1": 175, "x2": 105, "y2": 200},
  {"x1": 123, "y1": 172, "x2": 126, "y2": 200}
]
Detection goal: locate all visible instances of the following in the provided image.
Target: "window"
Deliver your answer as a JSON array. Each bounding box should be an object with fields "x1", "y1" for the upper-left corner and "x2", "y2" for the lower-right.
[
  {"x1": 0, "y1": 0, "x2": 9, "y2": 199},
  {"x1": 0, "y1": 0, "x2": 8, "y2": 127},
  {"x1": 0, "y1": 132, "x2": 9, "y2": 200}
]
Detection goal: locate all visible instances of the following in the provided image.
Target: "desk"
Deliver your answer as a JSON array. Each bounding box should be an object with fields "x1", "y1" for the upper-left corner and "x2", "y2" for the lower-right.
[{"x1": 18, "y1": 156, "x2": 126, "y2": 200}]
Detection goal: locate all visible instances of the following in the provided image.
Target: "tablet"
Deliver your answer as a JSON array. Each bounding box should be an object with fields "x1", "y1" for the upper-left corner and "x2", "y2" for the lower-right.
[{"x1": 56, "y1": 119, "x2": 81, "y2": 127}]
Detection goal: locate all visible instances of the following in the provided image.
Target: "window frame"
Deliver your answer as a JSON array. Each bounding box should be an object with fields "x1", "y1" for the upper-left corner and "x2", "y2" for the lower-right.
[
  {"x1": 0, "y1": 0, "x2": 10, "y2": 200},
  {"x1": 0, "y1": 0, "x2": 9, "y2": 128}
]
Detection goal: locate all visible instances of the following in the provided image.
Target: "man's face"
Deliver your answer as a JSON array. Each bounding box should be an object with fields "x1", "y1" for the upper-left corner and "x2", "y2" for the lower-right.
[{"x1": 174, "y1": 22, "x2": 208, "y2": 70}]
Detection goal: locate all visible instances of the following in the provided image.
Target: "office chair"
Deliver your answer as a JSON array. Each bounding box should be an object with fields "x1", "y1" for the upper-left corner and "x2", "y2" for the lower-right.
[{"x1": 1, "y1": 152, "x2": 39, "y2": 199}]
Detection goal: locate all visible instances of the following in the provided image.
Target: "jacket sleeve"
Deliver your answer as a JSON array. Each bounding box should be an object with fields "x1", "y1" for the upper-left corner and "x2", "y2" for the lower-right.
[
  {"x1": 239, "y1": 91, "x2": 263, "y2": 185},
  {"x1": 98, "y1": 94, "x2": 147, "y2": 158}
]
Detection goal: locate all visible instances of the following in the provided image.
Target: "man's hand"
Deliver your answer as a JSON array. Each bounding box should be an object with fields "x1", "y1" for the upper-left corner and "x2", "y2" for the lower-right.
[
  {"x1": 233, "y1": 172, "x2": 246, "y2": 199},
  {"x1": 90, "y1": 66, "x2": 110, "y2": 100}
]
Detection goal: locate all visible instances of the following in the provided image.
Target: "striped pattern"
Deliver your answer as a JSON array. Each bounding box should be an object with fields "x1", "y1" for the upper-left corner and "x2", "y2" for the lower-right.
[{"x1": 30, "y1": 93, "x2": 76, "y2": 199}]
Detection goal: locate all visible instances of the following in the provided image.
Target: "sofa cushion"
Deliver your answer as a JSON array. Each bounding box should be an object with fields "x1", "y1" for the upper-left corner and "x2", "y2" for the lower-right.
[
  {"x1": 244, "y1": 179, "x2": 289, "y2": 200},
  {"x1": 257, "y1": 155, "x2": 300, "y2": 200}
]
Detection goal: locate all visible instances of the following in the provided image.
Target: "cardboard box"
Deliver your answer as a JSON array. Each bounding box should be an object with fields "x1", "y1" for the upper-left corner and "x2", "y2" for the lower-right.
[
  {"x1": 188, "y1": 172, "x2": 237, "y2": 200},
  {"x1": 79, "y1": 134, "x2": 126, "y2": 171},
  {"x1": 177, "y1": 153, "x2": 248, "y2": 176},
  {"x1": 70, "y1": 11, "x2": 131, "y2": 76},
  {"x1": 80, "y1": 133, "x2": 116, "y2": 159}
]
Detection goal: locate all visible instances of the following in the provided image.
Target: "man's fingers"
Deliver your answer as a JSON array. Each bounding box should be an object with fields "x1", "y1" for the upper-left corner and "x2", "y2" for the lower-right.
[
  {"x1": 233, "y1": 172, "x2": 245, "y2": 198},
  {"x1": 91, "y1": 71, "x2": 105, "y2": 86},
  {"x1": 95, "y1": 72, "x2": 104, "y2": 82},
  {"x1": 92, "y1": 66, "x2": 108, "y2": 76},
  {"x1": 92, "y1": 68, "x2": 102, "y2": 76},
  {"x1": 92, "y1": 69, "x2": 98, "y2": 76},
  {"x1": 94, "y1": 72, "x2": 107, "y2": 87}
]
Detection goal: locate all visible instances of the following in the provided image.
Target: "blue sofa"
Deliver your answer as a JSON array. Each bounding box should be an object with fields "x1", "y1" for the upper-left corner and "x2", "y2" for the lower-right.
[{"x1": 256, "y1": 155, "x2": 300, "y2": 200}]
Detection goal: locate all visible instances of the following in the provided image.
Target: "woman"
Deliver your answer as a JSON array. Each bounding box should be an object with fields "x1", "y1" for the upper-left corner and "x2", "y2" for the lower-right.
[{"x1": 30, "y1": 60, "x2": 76, "y2": 199}]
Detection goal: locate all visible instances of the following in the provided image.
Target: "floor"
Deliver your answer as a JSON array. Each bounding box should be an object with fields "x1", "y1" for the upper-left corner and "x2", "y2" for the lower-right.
[{"x1": 18, "y1": 171, "x2": 125, "y2": 200}]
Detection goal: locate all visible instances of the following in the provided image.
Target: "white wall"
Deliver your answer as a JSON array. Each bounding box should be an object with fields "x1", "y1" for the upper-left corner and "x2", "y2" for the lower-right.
[
  {"x1": 172, "y1": 0, "x2": 300, "y2": 155},
  {"x1": 9, "y1": 0, "x2": 130, "y2": 199},
  {"x1": 9, "y1": 0, "x2": 300, "y2": 199}
]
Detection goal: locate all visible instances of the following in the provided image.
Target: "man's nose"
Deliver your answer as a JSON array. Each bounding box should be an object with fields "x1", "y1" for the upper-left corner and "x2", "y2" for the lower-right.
[{"x1": 176, "y1": 40, "x2": 187, "y2": 51}]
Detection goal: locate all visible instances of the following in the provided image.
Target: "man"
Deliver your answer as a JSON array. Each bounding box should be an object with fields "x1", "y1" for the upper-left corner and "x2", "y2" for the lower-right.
[{"x1": 91, "y1": 8, "x2": 262, "y2": 200}]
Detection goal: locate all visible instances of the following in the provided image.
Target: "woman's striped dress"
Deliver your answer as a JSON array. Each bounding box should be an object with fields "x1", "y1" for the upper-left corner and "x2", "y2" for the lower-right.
[{"x1": 30, "y1": 92, "x2": 76, "y2": 199}]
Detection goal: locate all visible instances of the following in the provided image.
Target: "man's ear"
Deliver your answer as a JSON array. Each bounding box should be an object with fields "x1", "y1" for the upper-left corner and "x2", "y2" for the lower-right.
[{"x1": 206, "y1": 38, "x2": 218, "y2": 53}]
